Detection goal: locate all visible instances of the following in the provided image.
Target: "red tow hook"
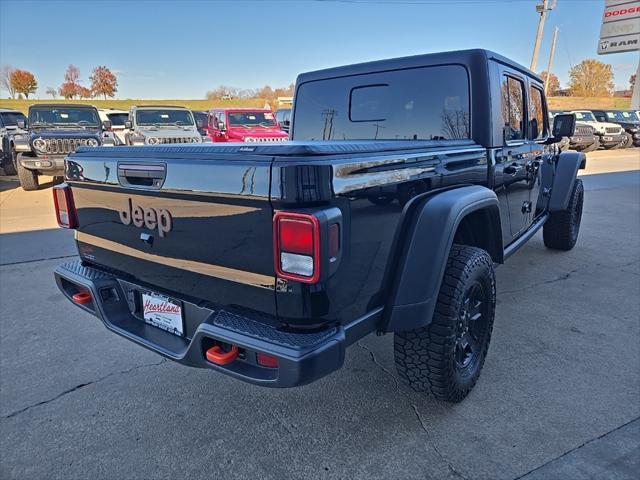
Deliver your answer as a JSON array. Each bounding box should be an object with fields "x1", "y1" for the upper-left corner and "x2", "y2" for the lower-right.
[
  {"x1": 206, "y1": 344, "x2": 239, "y2": 365},
  {"x1": 72, "y1": 291, "x2": 92, "y2": 305}
]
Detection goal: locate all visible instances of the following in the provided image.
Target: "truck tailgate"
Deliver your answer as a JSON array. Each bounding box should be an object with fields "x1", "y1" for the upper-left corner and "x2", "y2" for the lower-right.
[{"x1": 66, "y1": 147, "x2": 276, "y2": 318}]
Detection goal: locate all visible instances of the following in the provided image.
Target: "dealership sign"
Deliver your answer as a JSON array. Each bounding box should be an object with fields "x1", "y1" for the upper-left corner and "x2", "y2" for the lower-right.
[{"x1": 598, "y1": 1, "x2": 640, "y2": 54}]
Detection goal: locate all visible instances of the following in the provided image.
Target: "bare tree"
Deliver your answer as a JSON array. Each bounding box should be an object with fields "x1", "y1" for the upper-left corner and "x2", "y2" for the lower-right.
[
  {"x1": 46, "y1": 87, "x2": 57, "y2": 99},
  {"x1": 1, "y1": 64, "x2": 16, "y2": 98}
]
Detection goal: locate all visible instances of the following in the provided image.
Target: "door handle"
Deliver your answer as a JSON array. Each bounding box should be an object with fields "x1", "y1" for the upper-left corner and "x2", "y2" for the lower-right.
[
  {"x1": 504, "y1": 164, "x2": 523, "y2": 176},
  {"x1": 117, "y1": 162, "x2": 167, "y2": 188}
]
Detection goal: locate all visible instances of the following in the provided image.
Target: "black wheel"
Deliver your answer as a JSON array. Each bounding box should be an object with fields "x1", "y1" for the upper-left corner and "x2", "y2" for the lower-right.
[
  {"x1": 394, "y1": 245, "x2": 496, "y2": 403},
  {"x1": 543, "y1": 178, "x2": 584, "y2": 250},
  {"x1": 368, "y1": 194, "x2": 394, "y2": 206},
  {"x1": 16, "y1": 154, "x2": 40, "y2": 191},
  {"x1": 2, "y1": 145, "x2": 17, "y2": 175},
  {"x1": 622, "y1": 133, "x2": 633, "y2": 149}
]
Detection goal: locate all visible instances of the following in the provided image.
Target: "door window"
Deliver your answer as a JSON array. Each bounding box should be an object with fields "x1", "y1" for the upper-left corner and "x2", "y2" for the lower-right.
[
  {"x1": 501, "y1": 76, "x2": 526, "y2": 142},
  {"x1": 528, "y1": 86, "x2": 546, "y2": 140}
]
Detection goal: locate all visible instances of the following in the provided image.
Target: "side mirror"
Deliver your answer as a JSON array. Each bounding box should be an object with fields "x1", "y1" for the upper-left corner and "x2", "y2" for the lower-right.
[
  {"x1": 17, "y1": 120, "x2": 26, "y2": 129},
  {"x1": 102, "y1": 120, "x2": 112, "y2": 131},
  {"x1": 552, "y1": 113, "x2": 576, "y2": 140},
  {"x1": 124, "y1": 120, "x2": 133, "y2": 129},
  {"x1": 218, "y1": 122, "x2": 226, "y2": 131},
  {"x1": 283, "y1": 119, "x2": 290, "y2": 127}
]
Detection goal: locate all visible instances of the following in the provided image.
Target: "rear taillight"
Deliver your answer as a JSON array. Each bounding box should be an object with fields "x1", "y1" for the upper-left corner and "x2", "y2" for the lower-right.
[
  {"x1": 274, "y1": 211, "x2": 321, "y2": 283},
  {"x1": 53, "y1": 183, "x2": 78, "y2": 229}
]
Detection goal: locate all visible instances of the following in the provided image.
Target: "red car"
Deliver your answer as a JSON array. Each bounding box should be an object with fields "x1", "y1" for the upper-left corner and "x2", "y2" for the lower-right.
[{"x1": 206, "y1": 108, "x2": 288, "y2": 143}]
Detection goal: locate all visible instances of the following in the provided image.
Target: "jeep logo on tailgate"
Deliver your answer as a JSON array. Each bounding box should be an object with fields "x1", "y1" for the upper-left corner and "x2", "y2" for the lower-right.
[{"x1": 119, "y1": 198, "x2": 173, "y2": 237}]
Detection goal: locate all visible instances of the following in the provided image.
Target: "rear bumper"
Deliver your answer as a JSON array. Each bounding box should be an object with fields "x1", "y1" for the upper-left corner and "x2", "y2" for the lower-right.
[{"x1": 54, "y1": 260, "x2": 379, "y2": 388}]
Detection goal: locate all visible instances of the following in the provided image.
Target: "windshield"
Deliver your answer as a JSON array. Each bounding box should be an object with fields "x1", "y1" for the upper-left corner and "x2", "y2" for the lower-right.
[
  {"x1": 135, "y1": 109, "x2": 194, "y2": 126},
  {"x1": 107, "y1": 113, "x2": 128, "y2": 126},
  {"x1": 227, "y1": 111, "x2": 277, "y2": 127},
  {"x1": 29, "y1": 107, "x2": 99, "y2": 126},
  {"x1": 573, "y1": 111, "x2": 596, "y2": 122},
  {"x1": 1, "y1": 111, "x2": 27, "y2": 127},
  {"x1": 609, "y1": 111, "x2": 639, "y2": 122}
]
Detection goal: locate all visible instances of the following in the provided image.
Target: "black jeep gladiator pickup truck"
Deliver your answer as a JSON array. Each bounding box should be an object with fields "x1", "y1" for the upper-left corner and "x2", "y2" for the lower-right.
[{"x1": 54, "y1": 50, "x2": 584, "y2": 402}]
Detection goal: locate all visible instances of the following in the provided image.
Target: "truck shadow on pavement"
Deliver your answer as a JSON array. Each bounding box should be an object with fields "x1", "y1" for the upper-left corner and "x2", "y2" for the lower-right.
[{"x1": 0, "y1": 170, "x2": 638, "y2": 480}]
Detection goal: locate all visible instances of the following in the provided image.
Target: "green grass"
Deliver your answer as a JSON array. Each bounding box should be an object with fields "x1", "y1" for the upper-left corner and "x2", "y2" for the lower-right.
[
  {"x1": 0, "y1": 98, "x2": 266, "y2": 114},
  {"x1": 0, "y1": 96, "x2": 631, "y2": 115}
]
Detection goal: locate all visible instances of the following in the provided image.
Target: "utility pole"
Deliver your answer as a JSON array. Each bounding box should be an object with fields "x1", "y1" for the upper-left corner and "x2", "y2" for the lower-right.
[
  {"x1": 544, "y1": 27, "x2": 559, "y2": 95},
  {"x1": 530, "y1": 0, "x2": 557, "y2": 72}
]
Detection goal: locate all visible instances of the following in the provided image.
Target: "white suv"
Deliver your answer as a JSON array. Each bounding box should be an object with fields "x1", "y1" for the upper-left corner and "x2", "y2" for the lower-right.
[
  {"x1": 98, "y1": 109, "x2": 129, "y2": 145},
  {"x1": 570, "y1": 110, "x2": 625, "y2": 150}
]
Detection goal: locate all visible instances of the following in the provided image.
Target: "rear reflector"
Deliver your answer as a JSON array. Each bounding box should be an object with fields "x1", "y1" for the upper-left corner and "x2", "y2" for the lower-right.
[
  {"x1": 256, "y1": 352, "x2": 279, "y2": 368},
  {"x1": 52, "y1": 184, "x2": 78, "y2": 229},
  {"x1": 274, "y1": 212, "x2": 320, "y2": 283}
]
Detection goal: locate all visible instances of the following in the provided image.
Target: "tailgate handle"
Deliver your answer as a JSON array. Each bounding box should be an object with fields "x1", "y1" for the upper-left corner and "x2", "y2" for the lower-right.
[{"x1": 118, "y1": 163, "x2": 166, "y2": 189}]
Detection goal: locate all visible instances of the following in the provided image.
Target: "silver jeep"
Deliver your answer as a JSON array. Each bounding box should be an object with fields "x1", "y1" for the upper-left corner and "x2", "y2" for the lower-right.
[{"x1": 124, "y1": 106, "x2": 206, "y2": 145}]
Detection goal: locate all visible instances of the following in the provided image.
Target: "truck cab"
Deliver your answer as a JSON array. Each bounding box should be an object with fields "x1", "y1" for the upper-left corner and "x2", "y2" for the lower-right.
[{"x1": 206, "y1": 108, "x2": 288, "y2": 143}]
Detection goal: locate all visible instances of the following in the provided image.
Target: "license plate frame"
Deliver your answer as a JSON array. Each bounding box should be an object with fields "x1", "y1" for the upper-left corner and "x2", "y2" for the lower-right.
[{"x1": 141, "y1": 291, "x2": 184, "y2": 337}]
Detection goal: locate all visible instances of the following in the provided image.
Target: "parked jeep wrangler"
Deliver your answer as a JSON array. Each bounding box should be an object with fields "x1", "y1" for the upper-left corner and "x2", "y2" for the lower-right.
[
  {"x1": 569, "y1": 110, "x2": 625, "y2": 149},
  {"x1": 206, "y1": 108, "x2": 289, "y2": 143},
  {"x1": 55, "y1": 50, "x2": 584, "y2": 402},
  {"x1": 0, "y1": 108, "x2": 27, "y2": 175},
  {"x1": 124, "y1": 106, "x2": 204, "y2": 145},
  {"x1": 14, "y1": 104, "x2": 113, "y2": 190},
  {"x1": 591, "y1": 109, "x2": 640, "y2": 148}
]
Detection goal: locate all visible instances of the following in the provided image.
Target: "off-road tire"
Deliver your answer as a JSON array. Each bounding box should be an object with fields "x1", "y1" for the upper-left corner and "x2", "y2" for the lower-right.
[
  {"x1": 16, "y1": 155, "x2": 39, "y2": 191},
  {"x1": 394, "y1": 245, "x2": 496, "y2": 403},
  {"x1": 622, "y1": 133, "x2": 633, "y2": 149},
  {"x1": 582, "y1": 138, "x2": 600, "y2": 153},
  {"x1": 543, "y1": 178, "x2": 584, "y2": 250},
  {"x1": 2, "y1": 146, "x2": 17, "y2": 175}
]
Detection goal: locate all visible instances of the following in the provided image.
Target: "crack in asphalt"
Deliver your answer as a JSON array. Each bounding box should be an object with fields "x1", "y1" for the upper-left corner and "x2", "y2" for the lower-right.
[
  {"x1": 514, "y1": 416, "x2": 640, "y2": 479},
  {"x1": 500, "y1": 267, "x2": 580, "y2": 295},
  {"x1": 356, "y1": 341, "x2": 469, "y2": 480},
  {"x1": 0, "y1": 253, "x2": 78, "y2": 267},
  {"x1": 1, "y1": 358, "x2": 167, "y2": 420}
]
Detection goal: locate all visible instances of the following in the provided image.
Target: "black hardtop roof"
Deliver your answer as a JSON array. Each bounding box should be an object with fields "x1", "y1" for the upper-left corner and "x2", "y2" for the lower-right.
[
  {"x1": 28, "y1": 103, "x2": 97, "y2": 110},
  {"x1": 132, "y1": 105, "x2": 190, "y2": 109},
  {"x1": 75, "y1": 139, "x2": 478, "y2": 158},
  {"x1": 296, "y1": 48, "x2": 540, "y2": 84}
]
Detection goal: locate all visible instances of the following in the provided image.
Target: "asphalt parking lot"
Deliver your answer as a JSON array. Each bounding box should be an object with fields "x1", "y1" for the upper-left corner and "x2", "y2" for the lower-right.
[{"x1": 1, "y1": 149, "x2": 639, "y2": 480}]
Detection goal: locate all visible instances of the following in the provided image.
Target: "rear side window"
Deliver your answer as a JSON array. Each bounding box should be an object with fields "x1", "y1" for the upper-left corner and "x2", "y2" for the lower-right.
[
  {"x1": 528, "y1": 86, "x2": 546, "y2": 140},
  {"x1": 293, "y1": 65, "x2": 470, "y2": 141},
  {"x1": 501, "y1": 75, "x2": 526, "y2": 142}
]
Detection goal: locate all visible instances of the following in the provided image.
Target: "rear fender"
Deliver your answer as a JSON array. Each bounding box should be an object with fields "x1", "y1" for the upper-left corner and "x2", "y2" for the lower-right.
[
  {"x1": 549, "y1": 151, "x2": 585, "y2": 212},
  {"x1": 381, "y1": 185, "x2": 502, "y2": 333}
]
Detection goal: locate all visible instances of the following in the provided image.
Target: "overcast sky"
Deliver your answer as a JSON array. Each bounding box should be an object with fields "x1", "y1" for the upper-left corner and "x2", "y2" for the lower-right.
[{"x1": 1, "y1": 0, "x2": 638, "y2": 99}]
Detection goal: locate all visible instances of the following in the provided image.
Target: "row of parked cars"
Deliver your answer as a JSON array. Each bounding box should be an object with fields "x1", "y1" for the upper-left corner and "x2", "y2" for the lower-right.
[
  {"x1": 0, "y1": 103, "x2": 636, "y2": 190},
  {"x1": 0, "y1": 104, "x2": 292, "y2": 190},
  {"x1": 551, "y1": 109, "x2": 640, "y2": 152}
]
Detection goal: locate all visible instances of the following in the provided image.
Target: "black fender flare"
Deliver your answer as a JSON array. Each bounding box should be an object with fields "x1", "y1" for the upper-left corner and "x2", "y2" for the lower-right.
[
  {"x1": 381, "y1": 185, "x2": 502, "y2": 333},
  {"x1": 549, "y1": 151, "x2": 585, "y2": 212}
]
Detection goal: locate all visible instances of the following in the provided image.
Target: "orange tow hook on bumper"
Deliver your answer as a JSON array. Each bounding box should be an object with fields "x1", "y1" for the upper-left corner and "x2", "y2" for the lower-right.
[{"x1": 206, "y1": 344, "x2": 239, "y2": 365}]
